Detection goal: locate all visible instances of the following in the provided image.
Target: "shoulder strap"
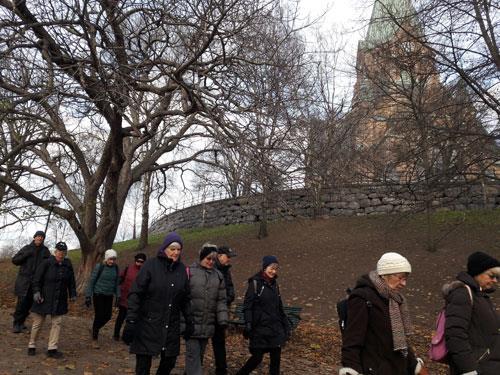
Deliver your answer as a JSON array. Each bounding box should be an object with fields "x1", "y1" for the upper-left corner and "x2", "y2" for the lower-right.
[
  {"x1": 186, "y1": 266, "x2": 191, "y2": 280},
  {"x1": 95, "y1": 263, "x2": 105, "y2": 283},
  {"x1": 253, "y1": 279, "x2": 264, "y2": 297},
  {"x1": 464, "y1": 284, "x2": 473, "y2": 305}
]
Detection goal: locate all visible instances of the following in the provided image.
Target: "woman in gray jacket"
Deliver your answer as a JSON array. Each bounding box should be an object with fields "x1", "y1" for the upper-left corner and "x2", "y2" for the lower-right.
[{"x1": 185, "y1": 244, "x2": 228, "y2": 375}]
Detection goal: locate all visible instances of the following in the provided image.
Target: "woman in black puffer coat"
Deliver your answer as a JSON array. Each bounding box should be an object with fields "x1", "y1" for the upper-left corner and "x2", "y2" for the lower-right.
[
  {"x1": 444, "y1": 251, "x2": 500, "y2": 375},
  {"x1": 29, "y1": 242, "x2": 76, "y2": 358},
  {"x1": 236, "y1": 256, "x2": 290, "y2": 375},
  {"x1": 124, "y1": 232, "x2": 193, "y2": 375}
]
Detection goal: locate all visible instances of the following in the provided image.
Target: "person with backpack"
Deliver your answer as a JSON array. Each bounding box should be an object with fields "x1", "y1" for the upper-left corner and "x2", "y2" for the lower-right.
[
  {"x1": 122, "y1": 232, "x2": 193, "y2": 375},
  {"x1": 236, "y1": 255, "x2": 290, "y2": 375},
  {"x1": 28, "y1": 241, "x2": 76, "y2": 358},
  {"x1": 12, "y1": 230, "x2": 51, "y2": 333},
  {"x1": 339, "y1": 252, "x2": 427, "y2": 375},
  {"x1": 85, "y1": 249, "x2": 120, "y2": 348},
  {"x1": 113, "y1": 252, "x2": 147, "y2": 341},
  {"x1": 443, "y1": 251, "x2": 500, "y2": 375},
  {"x1": 184, "y1": 243, "x2": 228, "y2": 375},
  {"x1": 212, "y1": 245, "x2": 237, "y2": 375}
]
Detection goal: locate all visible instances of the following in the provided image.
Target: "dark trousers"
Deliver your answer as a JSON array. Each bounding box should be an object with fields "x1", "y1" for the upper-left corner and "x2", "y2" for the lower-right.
[
  {"x1": 236, "y1": 347, "x2": 281, "y2": 375},
  {"x1": 113, "y1": 305, "x2": 127, "y2": 338},
  {"x1": 92, "y1": 294, "x2": 113, "y2": 339},
  {"x1": 13, "y1": 289, "x2": 33, "y2": 326},
  {"x1": 136, "y1": 352, "x2": 177, "y2": 375},
  {"x1": 212, "y1": 324, "x2": 227, "y2": 374}
]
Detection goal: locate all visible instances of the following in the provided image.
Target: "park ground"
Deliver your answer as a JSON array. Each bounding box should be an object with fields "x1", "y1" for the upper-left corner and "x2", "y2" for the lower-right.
[{"x1": 0, "y1": 209, "x2": 499, "y2": 374}]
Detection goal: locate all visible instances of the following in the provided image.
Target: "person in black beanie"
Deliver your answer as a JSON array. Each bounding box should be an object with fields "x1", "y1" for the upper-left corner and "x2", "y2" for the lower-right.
[
  {"x1": 443, "y1": 251, "x2": 500, "y2": 375},
  {"x1": 212, "y1": 245, "x2": 237, "y2": 375},
  {"x1": 236, "y1": 255, "x2": 290, "y2": 375},
  {"x1": 11, "y1": 230, "x2": 51, "y2": 333}
]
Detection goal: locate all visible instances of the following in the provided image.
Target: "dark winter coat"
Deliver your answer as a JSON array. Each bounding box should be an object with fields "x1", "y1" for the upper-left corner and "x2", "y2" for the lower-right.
[
  {"x1": 243, "y1": 272, "x2": 290, "y2": 349},
  {"x1": 215, "y1": 259, "x2": 235, "y2": 306},
  {"x1": 85, "y1": 263, "x2": 120, "y2": 298},
  {"x1": 187, "y1": 262, "x2": 228, "y2": 338},
  {"x1": 341, "y1": 274, "x2": 418, "y2": 375},
  {"x1": 444, "y1": 271, "x2": 500, "y2": 375},
  {"x1": 118, "y1": 263, "x2": 141, "y2": 308},
  {"x1": 127, "y1": 251, "x2": 192, "y2": 357},
  {"x1": 12, "y1": 241, "x2": 51, "y2": 297},
  {"x1": 31, "y1": 256, "x2": 77, "y2": 316}
]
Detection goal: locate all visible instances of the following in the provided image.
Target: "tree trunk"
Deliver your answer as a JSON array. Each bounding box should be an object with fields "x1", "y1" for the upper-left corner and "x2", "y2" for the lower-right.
[{"x1": 138, "y1": 171, "x2": 152, "y2": 250}]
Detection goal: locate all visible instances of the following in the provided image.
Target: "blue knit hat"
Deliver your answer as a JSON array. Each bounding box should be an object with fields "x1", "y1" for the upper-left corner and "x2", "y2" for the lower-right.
[
  {"x1": 158, "y1": 232, "x2": 183, "y2": 254},
  {"x1": 262, "y1": 255, "x2": 278, "y2": 270}
]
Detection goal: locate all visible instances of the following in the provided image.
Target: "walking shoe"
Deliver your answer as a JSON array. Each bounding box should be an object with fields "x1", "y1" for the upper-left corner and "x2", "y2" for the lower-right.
[
  {"x1": 27, "y1": 348, "x2": 36, "y2": 356},
  {"x1": 47, "y1": 349, "x2": 63, "y2": 359},
  {"x1": 12, "y1": 324, "x2": 21, "y2": 334}
]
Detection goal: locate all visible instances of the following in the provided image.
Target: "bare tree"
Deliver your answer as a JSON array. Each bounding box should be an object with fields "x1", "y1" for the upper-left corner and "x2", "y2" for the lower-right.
[{"x1": 0, "y1": 0, "x2": 301, "y2": 287}]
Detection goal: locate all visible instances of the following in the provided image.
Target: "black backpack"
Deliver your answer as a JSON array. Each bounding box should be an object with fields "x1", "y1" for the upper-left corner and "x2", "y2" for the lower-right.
[{"x1": 336, "y1": 287, "x2": 372, "y2": 333}]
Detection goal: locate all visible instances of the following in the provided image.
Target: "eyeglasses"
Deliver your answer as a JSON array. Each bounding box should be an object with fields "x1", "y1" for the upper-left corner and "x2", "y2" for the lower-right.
[
  {"x1": 205, "y1": 257, "x2": 216, "y2": 262},
  {"x1": 136, "y1": 260, "x2": 145, "y2": 263},
  {"x1": 486, "y1": 273, "x2": 499, "y2": 280}
]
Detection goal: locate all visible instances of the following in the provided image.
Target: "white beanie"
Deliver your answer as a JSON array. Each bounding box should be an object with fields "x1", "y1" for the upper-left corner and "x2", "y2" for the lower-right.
[
  {"x1": 376, "y1": 252, "x2": 411, "y2": 275},
  {"x1": 104, "y1": 249, "x2": 117, "y2": 261}
]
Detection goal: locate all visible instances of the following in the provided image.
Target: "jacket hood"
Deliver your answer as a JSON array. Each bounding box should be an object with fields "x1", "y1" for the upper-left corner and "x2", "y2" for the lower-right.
[
  {"x1": 442, "y1": 271, "x2": 480, "y2": 298},
  {"x1": 353, "y1": 273, "x2": 375, "y2": 290}
]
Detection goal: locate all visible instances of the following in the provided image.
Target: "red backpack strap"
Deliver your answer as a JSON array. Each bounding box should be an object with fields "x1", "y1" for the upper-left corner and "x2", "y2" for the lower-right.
[{"x1": 185, "y1": 266, "x2": 191, "y2": 280}]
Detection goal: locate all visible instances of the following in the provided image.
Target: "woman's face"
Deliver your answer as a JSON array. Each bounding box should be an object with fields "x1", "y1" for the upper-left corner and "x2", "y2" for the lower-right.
[
  {"x1": 54, "y1": 249, "x2": 66, "y2": 262},
  {"x1": 382, "y1": 272, "x2": 409, "y2": 291},
  {"x1": 105, "y1": 257, "x2": 116, "y2": 266},
  {"x1": 475, "y1": 268, "x2": 499, "y2": 290},
  {"x1": 164, "y1": 243, "x2": 182, "y2": 262},
  {"x1": 263, "y1": 263, "x2": 279, "y2": 279}
]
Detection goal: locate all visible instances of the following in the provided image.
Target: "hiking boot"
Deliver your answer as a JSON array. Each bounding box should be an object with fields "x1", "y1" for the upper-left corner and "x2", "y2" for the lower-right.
[
  {"x1": 12, "y1": 324, "x2": 21, "y2": 334},
  {"x1": 47, "y1": 349, "x2": 63, "y2": 359},
  {"x1": 27, "y1": 348, "x2": 36, "y2": 356}
]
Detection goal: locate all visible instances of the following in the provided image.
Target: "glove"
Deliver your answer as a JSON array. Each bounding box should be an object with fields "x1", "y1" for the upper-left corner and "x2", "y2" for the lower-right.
[
  {"x1": 243, "y1": 322, "x2": 252, "y2": 339},
  {"x1": 33, "y1": 292, "x2": 43, "y2": 304},
  {"x1": 85, "y1": 296, "x2": 92, "y2": 308},
  {"x1": 415, "y1": 358, "x2": 428, "y2": 375},
  {"x1": 122, "y1": 320, "x2": 136, "y2": 345},
  {"x1": 338, "y1": 368, "x2": 360, "y2": 375},
  {"x1": 183, "y1": 323, "x2": 194, "y2": 341}
]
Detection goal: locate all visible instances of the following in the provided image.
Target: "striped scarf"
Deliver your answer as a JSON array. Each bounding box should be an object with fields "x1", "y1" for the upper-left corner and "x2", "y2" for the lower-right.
[{"x1": 369, "y1": 270, "x2": 412, "y2": 356}]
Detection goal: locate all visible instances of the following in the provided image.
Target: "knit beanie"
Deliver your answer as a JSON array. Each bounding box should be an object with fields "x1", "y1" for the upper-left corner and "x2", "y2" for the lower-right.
[
  {"x1": 34, "y1": 230, "x2": 46, "y2": 239},
  {"x1": 199, "y1": 243, "x2": 218, "y2": 261},
  {"x1": 159, "y1": 232, "x2": 183, "y2": 253},
  {"x1": 262, "y1": 255, "x2": 279, "y2": 270},
  {"x1": 104, "y1": 249, "x2": 117, "y2": 260},
  {"x1": 467, "y1": 251, "x2": 500, "y2": 277},
  {"x1": 376, "y1": 252, "x2": 412, "y2": 275},
  {"x1": 135, "y1": 253, "x2": 147, "y2": 262}
]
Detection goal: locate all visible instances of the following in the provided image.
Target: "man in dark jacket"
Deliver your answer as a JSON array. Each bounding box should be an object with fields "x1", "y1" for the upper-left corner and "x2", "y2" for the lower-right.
[
  {"x1": 444, "y1": 251, "x2": 500, "y2": 375},
  {"x1": 28, "y1": 241, "x2": 76, "y2": 358},
  {"x1": 124, "y1": 232, "x2": 193, "y2": 375},
  {"x1": 212, "y1": 245, "x2": 236, "y2": 375},
  {"x1": 11, "y1": 230, "x2": 51, "y2": 333}
]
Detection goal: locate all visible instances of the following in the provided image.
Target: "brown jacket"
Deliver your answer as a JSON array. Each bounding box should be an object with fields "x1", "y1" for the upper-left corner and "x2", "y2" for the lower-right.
[{"x1": 341, "y1": 274, "x2": 418, "y2": 375}]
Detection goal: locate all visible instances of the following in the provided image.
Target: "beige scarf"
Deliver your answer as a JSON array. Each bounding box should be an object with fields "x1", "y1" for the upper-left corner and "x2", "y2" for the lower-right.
[{"x1": 369, "y1": 270, "x2": 413, "y2": 356}]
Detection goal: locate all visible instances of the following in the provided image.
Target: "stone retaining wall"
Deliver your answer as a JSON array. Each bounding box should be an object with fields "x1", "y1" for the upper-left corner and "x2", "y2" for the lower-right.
[{"x1": 150, "y1": 183, "x2": 500, "y2": 233}]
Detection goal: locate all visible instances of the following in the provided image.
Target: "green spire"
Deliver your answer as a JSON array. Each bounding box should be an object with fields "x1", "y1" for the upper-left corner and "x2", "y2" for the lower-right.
[{"x1": 362, "y1": 0, "x2": 416, "y2": 49}]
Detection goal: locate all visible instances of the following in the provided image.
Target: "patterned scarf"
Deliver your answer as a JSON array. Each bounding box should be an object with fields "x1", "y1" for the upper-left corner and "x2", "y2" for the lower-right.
[{"x1": 368, "y1": 270, "x2": 413, "y2": 356}]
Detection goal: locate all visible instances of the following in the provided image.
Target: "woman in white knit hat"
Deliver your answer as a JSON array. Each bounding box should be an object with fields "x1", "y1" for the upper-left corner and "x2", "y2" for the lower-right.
[
  {"x1": 339, "y1": 252, "x2": 428, "y2": 375},
  {"x1": 84, "y1": 249, "x2": 120, "y2": 348}
]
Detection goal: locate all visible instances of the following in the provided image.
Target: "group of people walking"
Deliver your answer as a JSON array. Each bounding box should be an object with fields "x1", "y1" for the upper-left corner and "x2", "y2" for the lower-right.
[
  {"x1": 339, "y1": 251, "x2": 500, "y2": 375},
  {"x1": 10, "y1": 229, "x2": 500, "y2": 374}
]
